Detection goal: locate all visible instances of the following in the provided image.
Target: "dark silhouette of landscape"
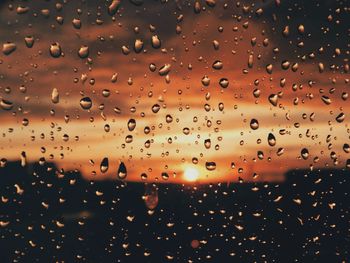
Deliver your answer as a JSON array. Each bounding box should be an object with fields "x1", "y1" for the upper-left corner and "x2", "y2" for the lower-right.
[{"x1": 0, "y1": 161, "x2": 349, "y2": 262}]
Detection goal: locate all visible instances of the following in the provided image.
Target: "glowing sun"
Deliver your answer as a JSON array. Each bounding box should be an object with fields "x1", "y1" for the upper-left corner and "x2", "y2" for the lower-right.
[{"x1": 183, "y1": 167, "x2": 199, "y2": 182}]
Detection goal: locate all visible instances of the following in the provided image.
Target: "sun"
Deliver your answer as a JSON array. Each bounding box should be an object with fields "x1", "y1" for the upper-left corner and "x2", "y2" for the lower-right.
[{"x1": 183, "y1": 167, "x2": 199, "y2": 182}]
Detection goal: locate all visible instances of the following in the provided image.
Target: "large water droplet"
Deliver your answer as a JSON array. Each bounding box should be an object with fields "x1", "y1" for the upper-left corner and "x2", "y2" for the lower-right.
[
  {"x1": 108, "y1": 0, "x2": 121, "y2": 15},
  {"x1": 205, "y1": 162, "x2": 216, "y2": 171},
  {"x1": 151, "y1": 35, "x2": 161, "y2": 49},
  {"x1": 250, "y1": 119, "x2": 259, "y2": 130},
  {"x1": 100, "y1": 157, "x2": 109, "y2": 173},
  {"x1": 212, "y1": 60, "x2": 223, "y2": 70},
  {"x1": 335, "y1": 112, "x2": 345, "y2": 123},
  {"x1": 268, "y1": 133, "x2": 276, "y2": 146},
  {"x1": 127, "y1": 118, "x2": 136, "y2": 131},
  {"x1": 0, "y1": 99, "x2": 13, "y2": 110},
  {"x1": 219, "y1": 78, "x2": 229, "y2": 88},
  {"x1": 51, "y1": 88, "x2": 59, "y2": 104},
  {"x1": 152, "y1": 104, "x2": 160, "y2": 113},
  {"x1": 117, "y1": 161, "x2": 127, "y2": 179},
  {"x1": 159, "y1": 64, "x2": 171, "y2": 76},
  {"x1": 24, "y1": 36, "x2": 35, "y2": 48},
  {"x1": 50, "y1": 43, "x2": 62, "y2": 58},
  {"x1": 78, "y1": 45, "x2": 89, "y2": 58},
  {"x1": 301, "y1": 148, "x2": 309, "y2": 160},
  {"x1": 80, "y1": 97, "x2": 92, "y2": 110},
  {"x1": 268, "y1": 94, "x2": 278, "y2": 106},
  {"x1": 134, "y1": 39, "x2": 144, "y2": 53},
  {"x1": 2, "y1": 42, "x2": 16, "y2": 55}
]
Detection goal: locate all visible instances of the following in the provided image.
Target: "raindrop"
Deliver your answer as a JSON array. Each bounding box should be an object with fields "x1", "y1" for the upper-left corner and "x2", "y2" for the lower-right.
[
  {"x1": 219, "y1": 78, "x2": 229, "y2": 88},
  {"x1": 321, "y1": 95, "x2": 332, "y2": 105},
  {"x1": 343, "y1": 143, "x2": 350, "y2": 153},
  {"x1": 212, "y1": 60, "x2": 223, "y2": 70},
  {"x1": 152, "y1": 104, "x2": 160, "y2": 113},
  {"x1": 161, "y1": 172, "x2": 169, "y2": 180},
  {"x1": 301, "y1": 148, "x2": 309, "y2": 160},
  {"x1": 201, "y1": 75, "x2": 210, "y2": 86},
  {"x1": 78, "y1": 45, "x2": 89, "y2": 58},
  {"x1": 183, "y1": 127, "x2": 190, "y2": 135},
  {"x1": 20, "y1": 151, "x2": 26, "y2": 167},
  {"x1": 100, "y1": 157, "x2": 109, "y2": 173},
  {"x1": 51, "y1": 88, "x2": 59, "y2": 104},
  {"x1": 151, "y1": 35, "x2": 161, "y2": 49},
  {"x1": 108, "y1": 0, "x2": 121, "y2": 16},
  {"x1": 125, "y1": 135, "x2": 133, "y2": 143},
  {"x1": 159, "y1": 64, "x2": 171, "y2": 76},
  {"x1": 2, "y1": 42, "x2": 16, "y2": 55},
  {"x1": 134, "y1": 39, "x2": 144, "y2": 53},
  {"x1": 204, "y1": 139, "x2": 211, "y2": 149},
  {"x1": 335, "y1": 112, "x2": 345, "y2": 123},
  {"x1": 268, "y1": 94, "x2": 278, "y2": 106},
  {"x1": 0, "y1": 99, "x2": 13, "y2": 110},
  {"x1": 117, "y1": 162, "x2": 127, "y2": 179},
  {"x1": 166, "y1": 114, "x2": 173, "y2": 123},
  {"x1": 266, "y1": 64, "x2": 273, "y2": 74},
  {"x1": 24, "y1": 36, "x2": 35, "y2": 48},
  {"x1": 205, "y1": 162, "x2": 216, "y2": 171},
  {"x1": 80, "y1": 97, "x2": 92, "y2": 110},
  {"x1": 144, "y1": 184, "x2": 158, "y2": 210},
  {"x1": 250, "y1": 119, "x2": 259, "y2": 130},
  {"x1": 49, "y1": 43, "x2": 62, "y2": 58},
  {"x1": 127, "y1": 119, "x2": 136, "y2": 131},
  {"x1": 268, "y1": 133, "x2": 276, "y2": 147}
]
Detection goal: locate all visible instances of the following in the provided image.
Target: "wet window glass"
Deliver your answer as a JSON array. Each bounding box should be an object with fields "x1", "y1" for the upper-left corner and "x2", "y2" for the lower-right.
[{"x1": 0, "y1": 0, "x2": 349, "y2": 261}]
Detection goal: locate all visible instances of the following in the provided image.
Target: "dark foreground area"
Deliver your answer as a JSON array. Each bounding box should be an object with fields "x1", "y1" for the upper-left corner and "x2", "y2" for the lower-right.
[{"x1": 0, "y1": 161, "x2": 349, "y2": 262}]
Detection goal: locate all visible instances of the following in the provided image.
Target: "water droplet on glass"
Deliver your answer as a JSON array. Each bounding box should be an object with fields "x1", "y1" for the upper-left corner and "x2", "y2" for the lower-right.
[
  {"x1": 51, "y1": 88, "x2": 59, "y2": 104},
  {"x1": 49, "y1": 43, "x2": 62, "y2": 58},
  {"x1": 100, "y1": 157, "x2": 109, "y2": 173},
  {"x1": 268, "y1": 133, "x2": 276, "y2": 147},
  {"x1": 268, "y1": 94, "x2": 278, "y2": 106},
  {"x1": 219, "y1": 78, "x2": 229, "y2": 88},
  {"x1": 151, "y1": 35, "x2": 161, "y2": 49},
  {"x1": 24, "y1": 36, "x2": 34, "y2": 48},
  {"x1": 134, "y1": 39, "x2": 144, "y2": 53},
  {"x1": 0, "y1": 99, "x2": 13, "y2": 110},
  {"x1": 78, "y1": 45, "x2": 89, "y2": 58},
  {"x1": 205, "y1": 162, "x2": 216, "y2": 171},
  {"x1": 159, "y1": 64, "x2": 171, "y2": 76},
  {"x1": 152, "y1": 104, "x2": 160, "y2": 113},
  {"x1": 2, "y1": 42, "x2": 16, "y2": 55},
  {"x1": 335, "y1": 112, "x2": 345, "y2": 123},
  {"x1": 117, "y1": 161, "x2": 127, "y2": 179},
  {"x1": 250, "y1": 119, "x2": 259, "y2": 130},
  {"x1": 108, "y1": 0, "x2": 121, "y2": 16},
  {"x1": 301, "y1": 148, "x2": 309, "y2": 160},
  {"x1": 127, "y1": 118, "x2": 136, "y2": 131},
  {"x1": 80, "y1": 97, "x2": 92, "y2": 110},
  {"x1": 212, "y1": 60, "x2": 223, "y2": 70}
]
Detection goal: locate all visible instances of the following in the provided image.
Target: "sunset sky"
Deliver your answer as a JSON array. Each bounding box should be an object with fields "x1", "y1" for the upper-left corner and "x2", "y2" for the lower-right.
[{"x1": 0, "y1": 0, "x2": 348, "y2": 183}]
